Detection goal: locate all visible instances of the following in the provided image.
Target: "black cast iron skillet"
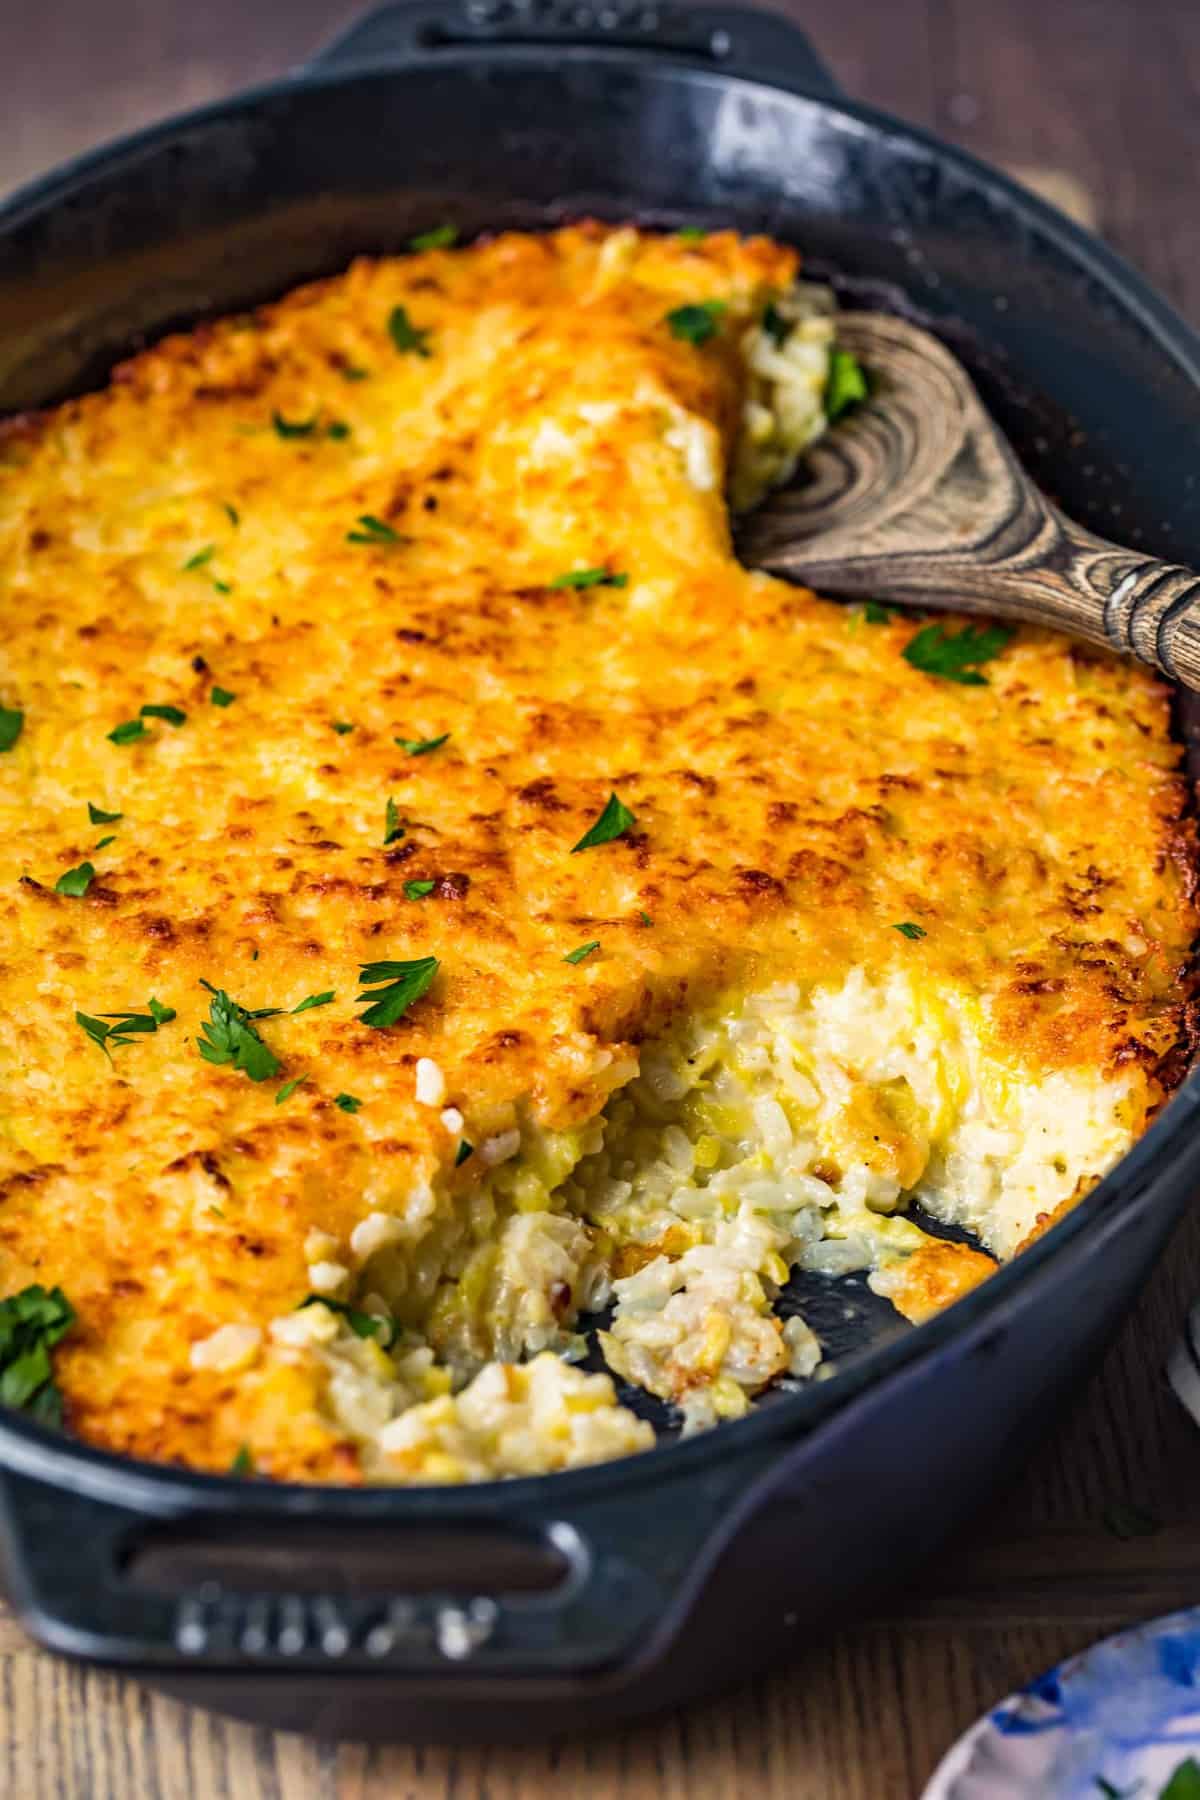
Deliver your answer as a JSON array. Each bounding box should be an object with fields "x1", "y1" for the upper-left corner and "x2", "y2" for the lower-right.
[{"x1": 2, "y1": 0, "x2": 1200, "y2": 1742}]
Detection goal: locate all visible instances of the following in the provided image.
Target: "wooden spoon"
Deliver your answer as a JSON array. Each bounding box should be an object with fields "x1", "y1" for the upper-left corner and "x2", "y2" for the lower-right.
[{"x1": 738, "y1": 312, "x2": 1200, "y2": 689}]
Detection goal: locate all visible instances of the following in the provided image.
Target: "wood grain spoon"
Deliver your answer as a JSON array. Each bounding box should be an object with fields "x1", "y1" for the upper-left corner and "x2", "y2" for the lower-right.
[{"x1": 738, "y1": 311, "x2": 1200, "y2": 689}]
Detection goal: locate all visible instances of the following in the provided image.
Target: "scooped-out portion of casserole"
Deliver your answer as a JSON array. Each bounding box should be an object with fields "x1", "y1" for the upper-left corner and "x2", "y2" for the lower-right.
[{"x1": 0, "y1": 224, "x2": 1195, "y2": 1483}]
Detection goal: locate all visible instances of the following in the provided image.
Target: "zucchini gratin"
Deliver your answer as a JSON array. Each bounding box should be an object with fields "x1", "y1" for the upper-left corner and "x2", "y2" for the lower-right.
[{"x1": 0, "y1": 224, "x2": 1195, "y2": 1484}]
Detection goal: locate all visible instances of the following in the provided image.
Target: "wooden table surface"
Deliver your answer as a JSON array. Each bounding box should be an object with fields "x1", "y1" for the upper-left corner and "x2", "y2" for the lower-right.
[{"x1": 3, "y1": 0, "x2": 1200, "y2": 1793}]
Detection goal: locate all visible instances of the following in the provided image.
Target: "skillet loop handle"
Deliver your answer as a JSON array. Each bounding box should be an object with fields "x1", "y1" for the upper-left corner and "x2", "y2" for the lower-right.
[
  {"x1": 308, "y1": 0, "x2": 842, "y2": 94},
  {"x1": 0, "y1": 1447, "x2": 780, "y2": 1679}
]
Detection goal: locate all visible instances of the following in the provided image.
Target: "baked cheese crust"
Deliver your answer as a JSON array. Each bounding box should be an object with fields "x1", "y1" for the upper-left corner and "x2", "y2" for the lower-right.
[{"x1": 0, "y1": 224, "x2": 1194, "y2": 1481}]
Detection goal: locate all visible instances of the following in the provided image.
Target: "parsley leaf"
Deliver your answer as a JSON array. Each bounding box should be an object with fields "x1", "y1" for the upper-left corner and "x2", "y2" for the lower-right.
[
  {"x1": 409, "y1": 223, "x2": 458, "y2": 251},
  {"x1": 297, "y1": 1294, "x2": 395, "y2": 1346},
  {"x1": 455, "y1": 1139, "x2": 474, "y2": 1166},
  {"x1": 334, "y1": 1092, "x2": 363, "y2": 1114},
  {"x1": 549, "y1": 567, "x2": 629, "y2": 591},
  {"x1": 571, "y1": 792, "x2": 636, "y2": 854},
  {"x1": 272, "y1": 410, "x2": 318, "y2": 438},
  {"x1": 340, "y1": 363, "x2": 369, "y2": 382},
  {"x1": 292, "y1": 991, "x2": 334, "y2": 1014},
  {"x1": 384, "y1": 797, "x2": 405, "y2": 846},
  {"x1": 275, "y1": 1075, "x2": 307, "y2": 1105},
  {"x1": 825, "y1": 348, "x2": 869, "y2": 421},
  {"x1": 864, "y1": 600, "x2": 897, "y2": 625},
  {"x1": 404, "y1": 879, "x2": 436, "y2": 900},
  {"x1": 182, "y1": 544, "x2": 216, "y2": 572},
  {"x1": 332, "y1": 720, "x2": 355, "y2": 735},
  {"x1": 0, "y1": 1284, "x2": 75, "y2": 1423},
  {"x1": 563, "y1": 940, "x2": 600, "y2": 965},
  {"x1": 93, "y1": 835, "x2": 117, "y2": 851},
  {"x1": 325, "y1": 420, "x2": 351, "y2": 442},
  {"x1": 355, "y1": 956, "x2": 439, "y2": 1030},
  {"x1": 0, "y1": 705, "x2": 24, "y2": 751},
  {"x1": 894, "y1": 921, "x2": 926, "y2": 941},
  {"x1": 395, "y1": 732, "x2": 450, "y2": 756},
  {"x1": 223, "y1": 502, "x2": 240, "y2": 527},
  {"x1": 108, "y1": 718, "x2": 149, "y2": 745},
  {"x1": 903, "y1": 622, "x2": 1014, "y2": 686},
  {"x1": 230, "y1": 1443, "x2": 254, "y2": 1475},
  {"x1": 666, "y1": 300, "x2": 727, "y2": 346},
  {"x1": 388, "y1": 306, "x2": 432, "y2": 357},
  {"x1": 347, "y1": 513, "x2": 404, "y2": 546},
  {"x1": 212, "y1": 579, "x2": 233, "y2": 596},
  {"x1": 211, "y1": 687, "x2": 236, "y2": 708},
  {"x1": 762, "y1": 300, "x2": 792, "y2": 348},
  {"x1": 88, "y1": 802, "x2": 122, "y2": 824},
  {"x1": 76, "y1": 999, "x2": 175, "y2": 1061},
  {"x1": 675, "y1": 226, "x2": 707, "y2": 243},
  {"x1": 197, "y1": 982, "x2": 283, "y2": 1083},
  {"x1": 55, "y1": 861, "x2": 95, "y2": 898},
  {"x1": 638, "y1": 909, "x2": 654, "y2": 926},
  {"x1": 140, "y1": 703, "x2": 187, "y2": 727}
]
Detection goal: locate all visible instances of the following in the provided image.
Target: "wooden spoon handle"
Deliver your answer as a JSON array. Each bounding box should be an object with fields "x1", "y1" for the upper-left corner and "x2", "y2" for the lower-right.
[{"x1": 743, "y1": 312, "x2": 1200, "y2": 689}]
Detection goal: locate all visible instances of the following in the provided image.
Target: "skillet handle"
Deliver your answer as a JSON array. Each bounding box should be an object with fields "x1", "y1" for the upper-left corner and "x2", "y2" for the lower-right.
[
  {"x1": 0, "y1": 1440, "x2": 782, "y2": 1679},
  {"x1": 307, "y1": 0, "x2": 843, "y2": 97}
]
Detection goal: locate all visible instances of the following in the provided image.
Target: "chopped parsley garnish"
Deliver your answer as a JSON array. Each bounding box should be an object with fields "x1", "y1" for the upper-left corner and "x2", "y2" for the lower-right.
[
  {"x1": 864, "y1": 600, "x2": 897, "y2": 624},
  {"x1": 549, "y1": 567, "x2": 629, "y2": 591},
  {"x1": 292, "y1": 991, "x2": 334, "y2": 1014},
  {"x1": 75, "y1": 999, "x2": 174, "y2": 1061},
  {"x1": 93, "y1": 835, "x2": 116, "y2": 851},
  {"x1": 825, "y1": 348, "x2": 869, "y2": 421},
  {"x1": 340, "y1": 363, "x2": 370, "y2": 382},
  {"x1": 297, "y1": 1294, "x2": 394, "y2": 1345},
  {"x1": 182, "y1": 544, "x2": 215, "y2": 572},
  {"x1": 894, "y1": 921, "x2": 926, "y2": 941},
  {"x1": 675, "y1": 226, "x2": 707, "y2": 243},
  {"x1": 211, "y1": 687, "x2": 236, "y2": 707},
  {"x1": 355, "y1": 955, "x2": 439, "y2": 1030},
  {"x1": 230, "y1": 1444, "x2": 254, "y2": 1475},
  {"x1": 88, "y1": 802, "x2": 121, "y2": 824},
  {"x1": 197, "y1": 982, "x2": 283, "y2": 1083},
  {"x1": 409, "y1": 223, "x2": 458, "y2": 251},
  {"x1": 140, "y1": 703, "x2": 187, "y2": 727},
  {"x1": 212, "y1": 579, "x2": 233, "y2": 596},
  {"x1": 275, "y1": 1075, "x2": 307, "y2": 1105},
  {"x1": 571, "y1": 791, "x2": 636, "y2": 854},
  {"x1": 404, "y1": 879, "x2": 436, "y2": 900},
  {"x1": 903, "y1": 622, "x2": 1014, "y2": 686},
  {"x1": 347, "y1": 513, "x2": 404, "y2": 546},
  {"x1": 563, "y1": 940, "x2": 600, "y2": 965},
  {"x1": 384, "y1": 797, "x2": 404, "y2": 846},
  {"x1": 638, "y1": 910, "x2": 654, "y2": 926},
  {"x1": 762, "y1": 300, "x2": 791, "y2": 348},
  {"x1": 388, "y1": 305, "x2": 432, "y2": 357},
  {"x1": 332, "y1": 720, "x2": 355, "y2": 735},
  {"x1": 223, "y1": 502, "x2": 240, "y2": 527},
  {"x1": 395, "y1": 732, "x2": 449, "y2": 756},
  {"x1": 272, "y1": 410, "x2": 319, "y2": 438},
  {"x1": 455, "y1": 1139, "x2": 474, "y2": 1166},
  {"x1": 0, "y1": 1284, "x2": 75, "y2": 1424},
  {"x1": 334, "y1": 1092, "x2": 363, "y2": 1114},
  {"x1": 108, "y1": 718, "x2": 149, "y2": 745},
  {"x1": 55, "y1": 861, "x2": 95, "y2": 898},
  {"x1": 326, "y1": 420, "x2": 351, "y2": 441},
  {"x1": 665, "y1": 300, "x2": 727, "y2": 346},
  {"x1": 0, "y1": 706, "x2": 23, "y2": 752}
]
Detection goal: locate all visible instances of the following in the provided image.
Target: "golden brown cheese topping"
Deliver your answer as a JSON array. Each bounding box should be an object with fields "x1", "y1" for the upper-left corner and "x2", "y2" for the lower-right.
[{"x1": 0, "y1": 224, "x2": 1194, "y2": 1482}]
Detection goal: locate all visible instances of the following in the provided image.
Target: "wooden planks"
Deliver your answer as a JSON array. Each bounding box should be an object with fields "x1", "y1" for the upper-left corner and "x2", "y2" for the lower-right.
[{"x1": 1, "y1": 0, "x2": 1199, "y2": 1792}]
